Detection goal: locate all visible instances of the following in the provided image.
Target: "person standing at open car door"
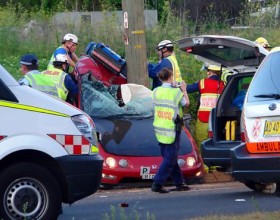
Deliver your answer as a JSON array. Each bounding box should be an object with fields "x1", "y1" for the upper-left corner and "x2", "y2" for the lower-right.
[
  {"x1": 151, "y1": 68, "x2": 190, "y2": 193},
  {"x1": 187, "y1": 65, "x2": 225, "y2": 154}
]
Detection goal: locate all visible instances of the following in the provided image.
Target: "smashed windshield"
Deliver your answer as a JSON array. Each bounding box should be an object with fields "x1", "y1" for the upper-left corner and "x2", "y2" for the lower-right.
[{"x1": 81, "y1": 73, "x2": 154, "y2": 119}]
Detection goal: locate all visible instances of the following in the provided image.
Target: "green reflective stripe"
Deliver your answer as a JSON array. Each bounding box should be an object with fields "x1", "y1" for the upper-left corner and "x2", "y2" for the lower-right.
[
  {"x1": 0, "y1": 101, "x2": 69, "y2": 117},
  {"x1": 154, "y1": 126, "x2": 175, "y2": 135},
  {"x1": 58, "y1": 72, "x2": 68, "y2": 94},
  {"x1": 154, "y1": 103, "x2": 175, "y2": 108},
  {"x1": 154, "y1": 100, "x2": 176, "y2": 107},
  {"x1": 155, "y1": 130, "x2": 175, "y2": 138}
]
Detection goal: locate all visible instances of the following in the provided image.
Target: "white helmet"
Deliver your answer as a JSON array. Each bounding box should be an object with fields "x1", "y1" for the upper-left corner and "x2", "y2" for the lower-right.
[
  {"x1": 53, "y1": 54, "x2": 68, "y2": 64},
  {"x1": 62, "y1": 33, "x2": 78, "y2": 44},
  {"x1": 157, "y1": 40, "x2": 174, "y2": 50}
]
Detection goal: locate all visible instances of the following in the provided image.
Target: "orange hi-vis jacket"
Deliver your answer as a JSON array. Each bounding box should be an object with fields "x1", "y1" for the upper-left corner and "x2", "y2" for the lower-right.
[{"x1": 197, "y1": 78, "x2": 225, "y2": 123}]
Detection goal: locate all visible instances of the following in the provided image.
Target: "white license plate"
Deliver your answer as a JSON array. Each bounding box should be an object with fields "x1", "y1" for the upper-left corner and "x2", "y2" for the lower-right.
[
  {"x1": 141, "y1": 174, "x2": 155, "y2": 179},
  {"x1": 140, "y1": 166, "x2": 155, "y2": 179}
]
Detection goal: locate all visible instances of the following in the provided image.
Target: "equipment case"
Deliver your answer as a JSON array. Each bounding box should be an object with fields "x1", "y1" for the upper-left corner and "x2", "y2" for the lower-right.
[{"x1": 85, "y1": 42, "x2": 126, "y2": 75}]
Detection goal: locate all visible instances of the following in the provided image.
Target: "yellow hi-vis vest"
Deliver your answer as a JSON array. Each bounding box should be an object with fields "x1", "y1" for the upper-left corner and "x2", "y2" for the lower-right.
[
  {"x1": 25, "y1": 73, "x2": 59, "y2": 98},
  {"x1": 152, "y1": 87, "x2": 183, "y2": 144},
  {"x1": 41, "y1": 69, "x2": 68, "y2": 101},
  {"x1": 47, "y1": 46, "x2": 67, "y2": 70},
  {"x1": 167, "y1": 54, "x2": 182, "y2": 83}
]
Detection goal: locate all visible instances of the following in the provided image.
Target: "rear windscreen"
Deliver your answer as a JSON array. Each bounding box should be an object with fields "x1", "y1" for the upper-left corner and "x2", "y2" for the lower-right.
[{"x1": 248, "y1": 52, "x2": 280, "y2": 102}]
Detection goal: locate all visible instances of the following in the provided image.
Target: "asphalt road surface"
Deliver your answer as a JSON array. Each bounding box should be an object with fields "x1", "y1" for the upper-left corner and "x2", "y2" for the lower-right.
[{"x1": 58, "y1": 181, "x2": 280, "y2": 220}]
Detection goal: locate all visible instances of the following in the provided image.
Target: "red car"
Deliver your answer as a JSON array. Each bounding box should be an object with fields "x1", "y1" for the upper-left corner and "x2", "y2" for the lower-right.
[{"x1": 74, "y1": 44, "x2": 205, "y2": 188}]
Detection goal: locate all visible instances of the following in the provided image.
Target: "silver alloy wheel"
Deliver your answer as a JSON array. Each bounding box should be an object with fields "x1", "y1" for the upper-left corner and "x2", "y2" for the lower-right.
[{"x1": 4, "y1": 178, "x2": 48, "y2": 220}]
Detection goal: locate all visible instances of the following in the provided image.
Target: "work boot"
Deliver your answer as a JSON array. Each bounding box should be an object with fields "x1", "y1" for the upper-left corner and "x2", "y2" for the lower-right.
[
  {"x1": 175, "y1": 183, "x2": 191, "y2": 191},
  {"x1": 151, "y1": 183, "x2": 169, "y2": 193}
]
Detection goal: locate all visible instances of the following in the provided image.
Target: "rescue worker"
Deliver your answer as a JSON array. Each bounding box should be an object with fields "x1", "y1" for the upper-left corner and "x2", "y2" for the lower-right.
[
  {"x1": 151, "y1": 68, "x2": 190, "y2": 193},
  {"x1": 148, "y1": 40, "x2": 182, "y2": 90},
  {"x1": 48, "y1": 33, "x2": 79, "y2": 73},
  {"x1": 42, "y1": 54, "x2": 78, "y2": 105},
  {"x1": 19, "y1": 54, "x2": 59, "y2": 98},
  {"x1": 19, "y1": 54, "x2": 40, "y2": 86},
  {"x1": 220, "y1": 69, "x2": 234, "y2": 84},
  {"x1": 187, "y1": 65, "x2": 225, "y2": 153},
  {"x1": 255, "y1": 37, "x2": 272, "y2": 51}
]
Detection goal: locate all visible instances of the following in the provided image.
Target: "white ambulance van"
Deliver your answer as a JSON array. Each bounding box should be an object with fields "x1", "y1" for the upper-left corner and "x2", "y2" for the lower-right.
[
  {"x1": 230, "y1": 48, "x2": 280, "y2": 193},
  {"x1": 0, "y1": 64, "x2": 103, "y2": 220}
]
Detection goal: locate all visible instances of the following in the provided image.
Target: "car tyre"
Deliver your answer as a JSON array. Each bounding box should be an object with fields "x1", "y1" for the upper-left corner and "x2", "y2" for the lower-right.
[
  {"x1": 244, "y1": 181, "x2": 277, "y2": 194},
  {"x1": 0, "y1": 162, "x2": 62, "y2": 220},
  {"x1": 100, "y1": 184, "x2": 115, "y2": 190}
]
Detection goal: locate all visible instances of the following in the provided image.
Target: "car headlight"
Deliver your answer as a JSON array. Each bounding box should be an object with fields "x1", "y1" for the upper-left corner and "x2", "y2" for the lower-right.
[
  {"x1": 177, "y1": 158, "x2": 186, "y2": 167},
  {"x1": 106, "y1": 157, "x2": 116, "y2": 168},
  {"x1": 71, "y1": 114, "x2": 98, "y2": 153},
  {"x1": 119, "y1": 159, "x2": 128, "y2": 168},
  {"x1": 186, "y1": 156, "x2": 196, "y2": 167}
]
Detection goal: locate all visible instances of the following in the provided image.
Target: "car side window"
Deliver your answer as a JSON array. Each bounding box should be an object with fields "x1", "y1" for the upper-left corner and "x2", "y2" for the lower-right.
[
  {"x1": 248, "y1": 53, "x2": 280, "y2": 102},
  {"x1": 0, "y1": 79, "x2": 18, "y2": 102},
  {"x1": 232, "y1": 77, "x2": 252, "y2": 110}
]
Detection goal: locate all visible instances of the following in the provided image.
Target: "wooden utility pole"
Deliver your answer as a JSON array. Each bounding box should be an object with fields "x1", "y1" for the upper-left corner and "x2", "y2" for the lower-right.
[{"x1": 122, "y1": 0, "x2": 149, "y2": 87}]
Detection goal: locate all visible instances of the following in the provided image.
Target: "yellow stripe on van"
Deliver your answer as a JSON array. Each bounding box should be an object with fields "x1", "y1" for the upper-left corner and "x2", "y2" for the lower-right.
[{"x1": 0, "y1": 101, "x2": 69, "y2": 117}]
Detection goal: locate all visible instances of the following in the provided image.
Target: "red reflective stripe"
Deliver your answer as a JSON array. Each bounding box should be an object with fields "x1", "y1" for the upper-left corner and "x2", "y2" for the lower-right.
[
  {"x1": 0, "y1": 136, "x2": 7, "y2": 140},
  {"x1": 73, "y1": 145, "x2": 82, "y2": 154},
  {"x1": 47, "y1": 134, "x2": 90, "y2": 155},
  {"x1": 81, "y1": 136, "x2": 88, "y2": 145},
  {"x1": 65, "y1": 135, "x2": 73, "y2": 145}
]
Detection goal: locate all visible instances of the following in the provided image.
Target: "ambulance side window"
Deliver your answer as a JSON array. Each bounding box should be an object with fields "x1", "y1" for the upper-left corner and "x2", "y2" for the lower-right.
[{"x1": 0, "y1": 79, "x2": 18, "y2": 102}]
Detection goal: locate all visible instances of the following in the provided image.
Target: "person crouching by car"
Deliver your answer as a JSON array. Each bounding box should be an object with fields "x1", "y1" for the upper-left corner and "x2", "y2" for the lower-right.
[
  {"x1": 42, "y1": 54, "x2": 78, "y2": 105},
  {"x1": 151, "y1": 67, "x2": 190, "y2": 193}
]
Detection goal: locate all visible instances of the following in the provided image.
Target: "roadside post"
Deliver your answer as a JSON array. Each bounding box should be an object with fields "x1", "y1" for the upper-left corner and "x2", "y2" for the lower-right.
[{"x1": 122, "y1": 0, "x2": 149, "y2": 87}]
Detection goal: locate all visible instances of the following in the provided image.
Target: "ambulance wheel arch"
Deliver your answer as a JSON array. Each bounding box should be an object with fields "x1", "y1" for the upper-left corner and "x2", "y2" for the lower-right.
[{"x1": 0, "y1": 162, "x2": 62, "y2": 220}]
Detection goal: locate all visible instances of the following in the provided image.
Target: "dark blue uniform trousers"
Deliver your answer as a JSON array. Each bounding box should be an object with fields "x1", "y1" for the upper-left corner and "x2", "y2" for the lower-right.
[{"x1": 153, "y1": 131, "x2": 184, "y2": 186}]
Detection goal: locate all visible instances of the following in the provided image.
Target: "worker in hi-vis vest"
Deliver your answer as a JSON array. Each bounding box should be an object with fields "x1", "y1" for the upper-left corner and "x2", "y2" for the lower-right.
[
  {"x1": 148, "y1": 40, "x2": 182, "y2": 90},
  {"x1": 187, "y1": 65, "x2": 225, "y2": 153},
  {"x1": 151, "y1": 68, "x2": 190, "y2": 194}
]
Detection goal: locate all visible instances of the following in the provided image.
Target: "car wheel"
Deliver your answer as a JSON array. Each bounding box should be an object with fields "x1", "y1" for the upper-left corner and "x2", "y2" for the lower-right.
[
  {"x1": 0, "y1": 162, "x2": 62, "y2": 220},
  {"x1": 244, "y1": 181, "x2": 277, "y2": 194}
]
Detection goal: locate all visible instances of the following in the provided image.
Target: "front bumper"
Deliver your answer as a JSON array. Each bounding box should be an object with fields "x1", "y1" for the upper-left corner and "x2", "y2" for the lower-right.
[
  {"x1": 57, "y1": 154, "x2": 103, "y2": 203},
  {"x1": 202, "y1": 138, "x2": 241, "y2": 169},
  {"x1": 101, "y1": 160, "x2": 205, "y2": 185},
  {"x1": 231, "y1": 143, "x2": 280, "y2": 183}
]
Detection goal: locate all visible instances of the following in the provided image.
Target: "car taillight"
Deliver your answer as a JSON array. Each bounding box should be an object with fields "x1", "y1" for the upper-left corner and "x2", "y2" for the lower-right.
[
  {"x1": 186, "y1": 47, "x2": 193, "y2": 53},
  {"x1": 240, "y1": 131, "x2": 245, "y2": 142},
  {"x1": 208, "y1": 130, "x2": 213, "y2": 138}
]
